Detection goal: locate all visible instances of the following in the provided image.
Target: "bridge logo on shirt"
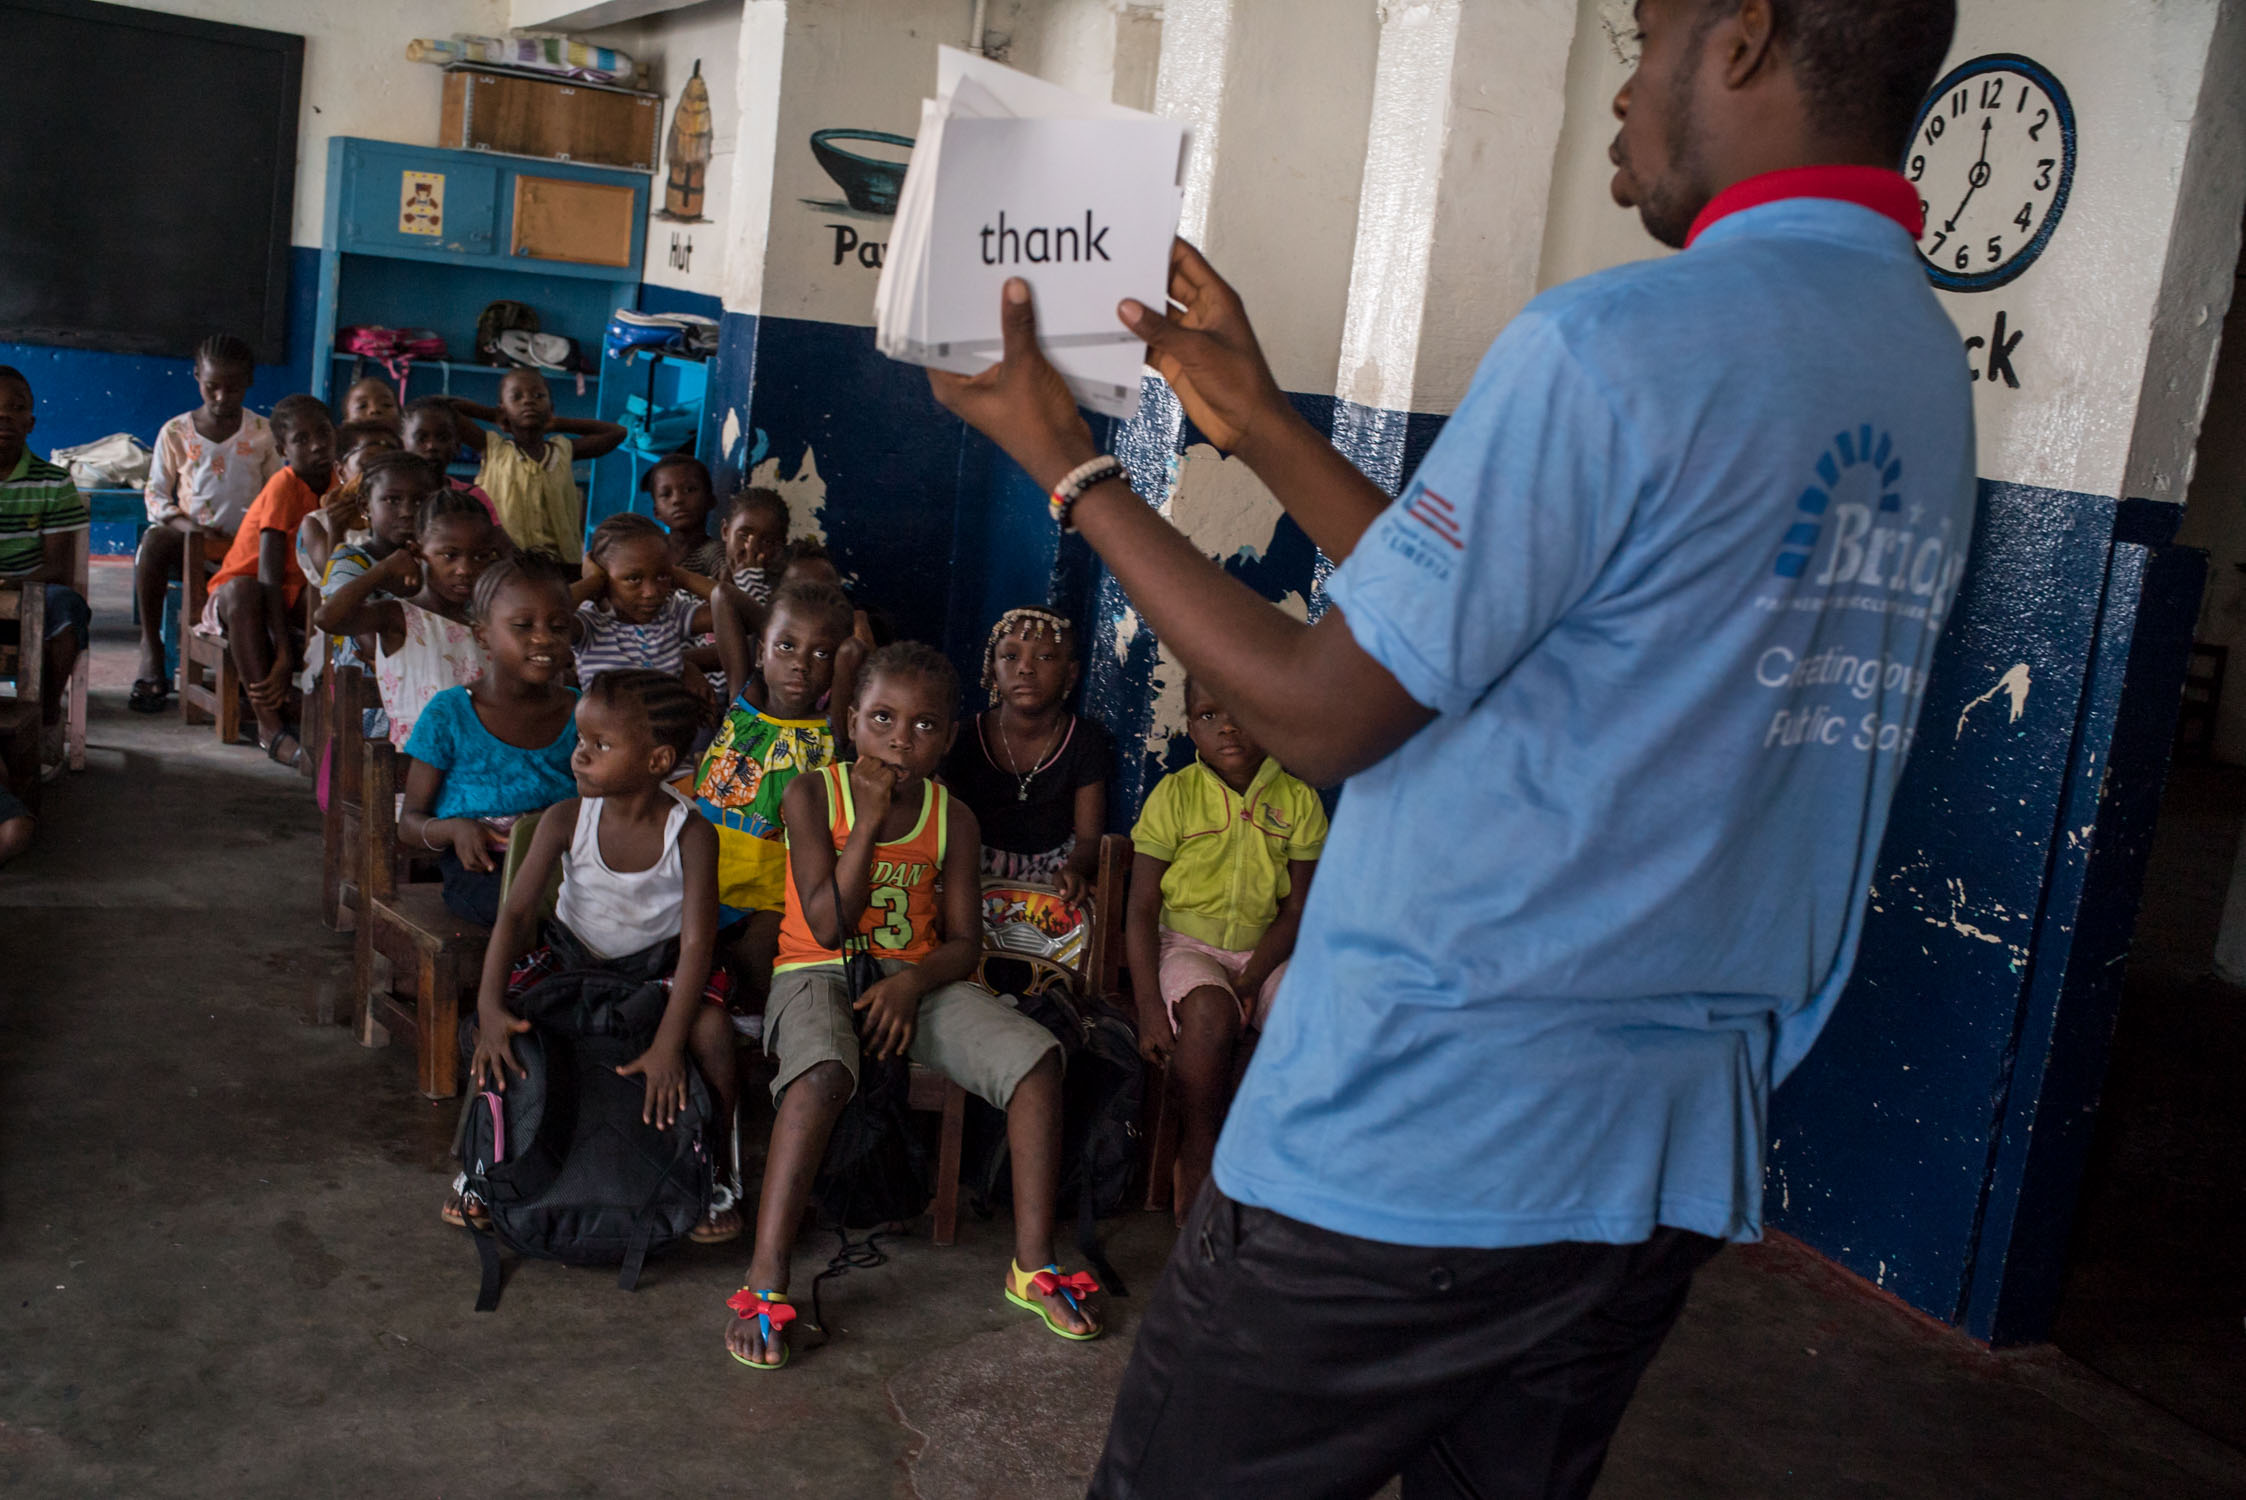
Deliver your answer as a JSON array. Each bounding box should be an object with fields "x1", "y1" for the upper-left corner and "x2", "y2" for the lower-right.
[{"x1": 1766, "y1": 424, "x2": 1964, "y2": 619}]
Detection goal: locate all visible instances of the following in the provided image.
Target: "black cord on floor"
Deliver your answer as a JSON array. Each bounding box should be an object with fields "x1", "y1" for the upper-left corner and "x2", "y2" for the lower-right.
[{"x1": 806, "y1": 1217, "x2": 902, "y2": 1339}]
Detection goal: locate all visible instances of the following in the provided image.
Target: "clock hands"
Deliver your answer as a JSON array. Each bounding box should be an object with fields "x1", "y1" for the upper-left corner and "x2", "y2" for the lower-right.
[{"x1": 1943, "y1": 117, "x2": 1995, "y2": 233}]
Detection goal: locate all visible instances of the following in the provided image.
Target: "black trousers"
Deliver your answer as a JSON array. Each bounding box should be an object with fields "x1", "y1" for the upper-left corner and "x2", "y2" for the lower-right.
[{"x1": 1088, "y1": 1186, "x2": 1721, "y2": 1500}]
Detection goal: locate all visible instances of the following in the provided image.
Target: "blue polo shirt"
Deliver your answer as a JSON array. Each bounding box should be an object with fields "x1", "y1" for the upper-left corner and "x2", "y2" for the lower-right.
[{"x1": 1212, "y1": 193, "x2": 1978, "y2": 1248}]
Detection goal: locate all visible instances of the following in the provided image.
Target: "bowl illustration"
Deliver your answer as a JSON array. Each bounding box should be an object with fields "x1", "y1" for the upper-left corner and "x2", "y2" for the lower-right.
[{"x1": 809, "y1": 128, "x2": 915, "y2": 215}]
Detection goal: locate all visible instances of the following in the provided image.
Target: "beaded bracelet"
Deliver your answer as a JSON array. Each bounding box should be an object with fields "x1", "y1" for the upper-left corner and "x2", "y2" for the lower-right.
[{"x1": 1049, "y1": 455, "x2": 1126, "y2": 531}]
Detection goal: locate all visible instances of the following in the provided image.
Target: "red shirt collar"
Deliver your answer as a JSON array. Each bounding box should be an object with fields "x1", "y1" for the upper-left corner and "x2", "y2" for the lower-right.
[{"x1": 1684, "y1": 165, "x2": 1924, "y2": 248}]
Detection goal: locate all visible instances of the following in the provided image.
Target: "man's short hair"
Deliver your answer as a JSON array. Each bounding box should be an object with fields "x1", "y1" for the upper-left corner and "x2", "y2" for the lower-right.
[{"x1": 1727, "y1": 0, "x2": 1957, "y2": 156}]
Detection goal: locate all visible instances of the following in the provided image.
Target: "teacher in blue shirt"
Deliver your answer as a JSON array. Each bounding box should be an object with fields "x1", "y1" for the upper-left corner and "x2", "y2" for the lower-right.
[{"x1": 936, "y1": 2, "x2": 1971, "y2": 1495}]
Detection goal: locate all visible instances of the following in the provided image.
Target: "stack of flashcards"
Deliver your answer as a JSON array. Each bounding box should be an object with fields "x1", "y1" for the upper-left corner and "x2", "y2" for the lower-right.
[{"x1": 874, "y1": 47, "x2": 1189, "y2": 421}]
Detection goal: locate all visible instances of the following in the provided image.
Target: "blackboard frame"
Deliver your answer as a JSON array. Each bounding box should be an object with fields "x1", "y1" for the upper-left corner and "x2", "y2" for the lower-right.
[{"x1": 0, "y1": 0, "x2": 302, "y2": 364}]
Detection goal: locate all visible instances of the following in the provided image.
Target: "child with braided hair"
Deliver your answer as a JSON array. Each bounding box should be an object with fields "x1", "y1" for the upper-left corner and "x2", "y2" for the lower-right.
[
  {"x1": 455, "y1": 667, "x2": 744, "y2": 1244},
  {"x1": 941, "y1": 607, "x2": 1112, "y2": 905},
  {"x1": 570, "y1": 512, "x2": 744, "y2": 709},
  {"x1": 316, "y1": 470, "x2": 504, "y2": 748},
  {"x1": 295, "y1": 417, "x2": 403, "y2": 592}
]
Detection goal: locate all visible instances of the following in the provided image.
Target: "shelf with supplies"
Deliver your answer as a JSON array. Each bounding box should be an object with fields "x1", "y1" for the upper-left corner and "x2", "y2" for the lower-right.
[{"x1": 313, "y1": 136, "x2": 649, "y2": 526}]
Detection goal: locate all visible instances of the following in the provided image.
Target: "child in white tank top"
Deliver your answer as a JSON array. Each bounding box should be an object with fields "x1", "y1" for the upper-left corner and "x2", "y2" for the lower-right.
[{"x1": 453, "y1": 669, "x2": 745, "y2": 1244}]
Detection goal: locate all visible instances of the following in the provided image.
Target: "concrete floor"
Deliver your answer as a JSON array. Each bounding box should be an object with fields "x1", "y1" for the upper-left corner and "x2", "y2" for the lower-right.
[
  {"x1": 1, "y1": 559, "x2": 2242, "y2": 1497},
  {"x1": 2052, "y1": 762, "x2": 2246, "y2": 1451}
]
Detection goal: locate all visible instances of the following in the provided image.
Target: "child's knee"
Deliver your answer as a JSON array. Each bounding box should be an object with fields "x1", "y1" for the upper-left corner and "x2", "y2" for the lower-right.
[
  {"x1": 792, "y1": 1058, "x2": 853, "y2": 1105},
  {"x1": 688, "y1": 1005, "x2": 736, "y2": 1076},
  {"x1": 1176, "y1": 985, "x2": 1243, "y2": 1040},
  {"x1": 213, "y1": 577, "x2": 258, "y2": 624}
]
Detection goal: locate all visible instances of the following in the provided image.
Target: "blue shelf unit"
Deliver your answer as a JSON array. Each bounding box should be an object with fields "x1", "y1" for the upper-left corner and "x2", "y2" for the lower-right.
[
  {"x1": 589, "y1": 350, "x2": 711, "y2": 530},
  {"x1": 312, "y1": 137, "x2": 650, "y2": 532}
]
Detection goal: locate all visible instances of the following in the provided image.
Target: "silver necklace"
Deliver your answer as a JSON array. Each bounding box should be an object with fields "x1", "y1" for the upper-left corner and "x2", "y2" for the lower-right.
[{"x1": 995, "y1": 711, "x2": 1063, "y2": 802}]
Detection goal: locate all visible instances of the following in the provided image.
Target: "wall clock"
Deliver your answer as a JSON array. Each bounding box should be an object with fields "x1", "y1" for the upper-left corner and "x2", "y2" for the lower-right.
[{"x1": 1906, "y1": 54, "x2": 2076, "y2": 293}]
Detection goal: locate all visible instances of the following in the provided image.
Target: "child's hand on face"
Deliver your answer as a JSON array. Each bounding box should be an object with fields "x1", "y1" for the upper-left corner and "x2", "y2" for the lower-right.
[
  {"x1": 853, "y1": 973, "x2": 921, "y2": 1061},
  {"x1": 382, "y1": 544, "x2": 425, "y2": 592},
  {"x1": 323, "y1": 483, "x2": 366, "y2": 533},
  {"x1": 471, "y1": 1009, "x2": 534, "y2": 1092},
  {"x1": 616, "y1": 1040, "x2": 692, "y2": 1127},
  {"x1": 849, "y1": 756, "x2": 900, "y2": 821}
]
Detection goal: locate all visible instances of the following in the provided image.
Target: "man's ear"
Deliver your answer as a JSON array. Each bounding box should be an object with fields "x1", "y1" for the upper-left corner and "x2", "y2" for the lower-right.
[{"x1": 1722, "y1": 0, "x2": 1780, "y2": 89}]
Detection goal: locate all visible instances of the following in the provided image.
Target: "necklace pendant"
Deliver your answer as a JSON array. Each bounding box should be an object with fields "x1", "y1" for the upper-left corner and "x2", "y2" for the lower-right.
[{"x1": 1017, "y1": 784, "x2": 1031, "y2": 802}]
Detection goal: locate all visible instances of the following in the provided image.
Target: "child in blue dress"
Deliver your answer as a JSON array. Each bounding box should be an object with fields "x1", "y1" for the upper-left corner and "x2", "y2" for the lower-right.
[{"x1": 400, "y1": 561, "x2": 579, "y2": 924}]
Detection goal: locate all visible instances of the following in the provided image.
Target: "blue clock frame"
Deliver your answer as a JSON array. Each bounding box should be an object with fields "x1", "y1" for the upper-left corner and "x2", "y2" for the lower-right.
[{"x1": 1909, "y1": 53, "x2": 2077, "y2": 294}]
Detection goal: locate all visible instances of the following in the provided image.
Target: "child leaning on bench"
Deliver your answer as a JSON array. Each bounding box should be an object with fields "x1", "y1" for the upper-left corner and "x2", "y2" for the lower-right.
[
  {"x1": 721, "y1": 641, "x2": 1103, "y2": 1371},
  {"x1": 449, "y1": 668, "x2": 744, "y2": 1246}
]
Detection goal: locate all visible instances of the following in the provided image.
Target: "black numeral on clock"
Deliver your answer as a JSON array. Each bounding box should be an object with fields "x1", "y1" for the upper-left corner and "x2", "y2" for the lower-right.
[{"x1": 2015, "y1": 203, "x2": 2034, "y2": 232}]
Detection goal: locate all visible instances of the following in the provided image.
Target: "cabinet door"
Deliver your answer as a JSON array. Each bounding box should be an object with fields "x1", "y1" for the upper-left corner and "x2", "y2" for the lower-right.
[
  {"x1": 510, "y1": 176, "x2": 638, "y2": 268},
  {"x1": 338, "y1": 144, "x2": 499, "y2": 258}
]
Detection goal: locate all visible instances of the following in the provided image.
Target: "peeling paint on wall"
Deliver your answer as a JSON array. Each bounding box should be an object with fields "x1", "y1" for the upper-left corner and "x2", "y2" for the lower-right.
[
  {"x1": 1169, "y1": 443, "x2": 1283, "y2": 562},
  {"x1": 1144, "y1": 639, "x2": 1189, "y2": 754},
  {"x1": 1955, "y1": 663, "x2": 2033, "y2": 739},
  {"x1": 745, "y1": 445, "x2": 830, "y2": 541}
]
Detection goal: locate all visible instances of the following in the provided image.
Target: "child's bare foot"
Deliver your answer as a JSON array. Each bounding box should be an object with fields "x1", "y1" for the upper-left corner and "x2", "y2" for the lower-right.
[
  {"x1": 690, "y1": 1186, "x2": 744, "y2": 1244},
  {"x1": 440, "y1": 1184, "x2": 490, "y2": 1231},
  {"x1": 723, "y1": 1287, "x2": 795, "y2": 1368}
]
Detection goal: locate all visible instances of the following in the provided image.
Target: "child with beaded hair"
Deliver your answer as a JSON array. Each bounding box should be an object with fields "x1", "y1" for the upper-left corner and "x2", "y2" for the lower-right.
[{"x1": 940, "y1": 606, "x2": 1111, "y2": 905}]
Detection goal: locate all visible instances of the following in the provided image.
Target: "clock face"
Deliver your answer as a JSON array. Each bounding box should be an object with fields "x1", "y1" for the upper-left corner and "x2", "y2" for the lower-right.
[{"x1": 1906, "y1": 54, "x2": 2077, "y2": 292}]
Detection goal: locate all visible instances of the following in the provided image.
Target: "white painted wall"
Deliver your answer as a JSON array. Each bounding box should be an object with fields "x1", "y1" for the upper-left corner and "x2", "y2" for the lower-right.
[
  {"x1": 1537, "y1": 0, "x2": 1665, "y2": 293},
  {"x1": 1935, "y1": 0, "x2": 2235, "y2": 498},
  {"x1": 122, "y1": 0, "x2": 513, "y2": 246},
  {"x1": 1537, "y1": 0, "x2": 2246, "y2": 504},
  {"x1": 586, "y1": 0, "x2": 745, "y2": 299}
]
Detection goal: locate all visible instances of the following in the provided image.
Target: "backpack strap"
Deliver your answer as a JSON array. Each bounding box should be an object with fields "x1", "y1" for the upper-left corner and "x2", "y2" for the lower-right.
[
  {"x1": 471, "y1": 1219, "x2": 505, "y2": 1312},
  {"x1": 618, "y1": 1227, "x2": 652, "y2": 1293}
]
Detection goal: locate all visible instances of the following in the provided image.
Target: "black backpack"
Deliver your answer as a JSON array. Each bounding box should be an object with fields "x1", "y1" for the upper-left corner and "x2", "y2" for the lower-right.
[
  {"x1": 811, "y1": 1048, "x2": 930, "y2": 1230},
  {"x1": 968, "y1": 986, "x2": 1144, "y2": 1293},
  {"x1": 457, "y1": 924, "x2": 713, "y2": 1311}
]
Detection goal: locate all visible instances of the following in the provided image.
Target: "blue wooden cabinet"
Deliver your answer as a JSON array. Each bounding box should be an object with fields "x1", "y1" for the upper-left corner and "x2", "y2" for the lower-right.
[{"x1": 313, "y1": 137, "x2": 650, "y2": 525}]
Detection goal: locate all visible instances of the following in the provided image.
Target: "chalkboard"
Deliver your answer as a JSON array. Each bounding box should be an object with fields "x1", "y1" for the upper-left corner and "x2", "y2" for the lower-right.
[{"x1": 0, "y1": 0, "x2": 301, "y2": 363}]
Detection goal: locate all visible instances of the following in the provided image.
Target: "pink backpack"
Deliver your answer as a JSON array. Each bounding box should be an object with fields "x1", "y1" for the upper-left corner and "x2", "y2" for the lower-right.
[{"x1": 338, "y1": 326, "x2": 447, "y2": 387}]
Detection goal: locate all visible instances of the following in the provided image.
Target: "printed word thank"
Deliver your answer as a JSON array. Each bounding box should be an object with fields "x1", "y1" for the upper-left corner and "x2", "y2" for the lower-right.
[{"x1": 980, "y1": 210, "x2": 1111, "y2": 265}]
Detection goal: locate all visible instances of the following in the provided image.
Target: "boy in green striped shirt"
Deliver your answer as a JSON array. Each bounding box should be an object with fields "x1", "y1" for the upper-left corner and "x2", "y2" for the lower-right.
[{"x1": 0, "y1": 365, "x2": 92, "y2": 774}]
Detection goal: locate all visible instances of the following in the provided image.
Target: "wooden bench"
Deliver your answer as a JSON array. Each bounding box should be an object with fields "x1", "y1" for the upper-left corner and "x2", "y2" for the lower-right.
[
  {"x1": 354, "y1": 734, "x2": 490, "y2": 1099},
  {"x1": 178, "y1": 531, "x2": 240, "y2": 743}
]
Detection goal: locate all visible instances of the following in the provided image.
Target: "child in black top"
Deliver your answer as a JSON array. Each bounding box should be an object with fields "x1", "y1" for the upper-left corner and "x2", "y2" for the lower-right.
[{"x1": 940, "y1": 607, "x2": 1111, "y2": 905}]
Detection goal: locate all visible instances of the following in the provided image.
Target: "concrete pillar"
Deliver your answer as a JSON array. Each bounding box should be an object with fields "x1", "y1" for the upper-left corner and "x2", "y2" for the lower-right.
[
  {"x1": 1336, "y1": 0, "x2": 1577, "y2": 445},
  {"x1": 1083, "y1": 0, "x2": 1385, "y2": 793}
]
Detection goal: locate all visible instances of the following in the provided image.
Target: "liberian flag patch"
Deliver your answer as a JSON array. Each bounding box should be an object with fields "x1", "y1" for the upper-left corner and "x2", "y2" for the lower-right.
[{"x1": 1406, "y1": 485, "x2": 1463, "y2": 550}]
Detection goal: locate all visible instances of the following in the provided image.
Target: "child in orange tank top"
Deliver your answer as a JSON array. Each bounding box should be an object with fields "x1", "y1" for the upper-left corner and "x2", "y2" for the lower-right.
[{"x1": 722, "y1": 643, "x2": 1104, "y2": 1372}]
